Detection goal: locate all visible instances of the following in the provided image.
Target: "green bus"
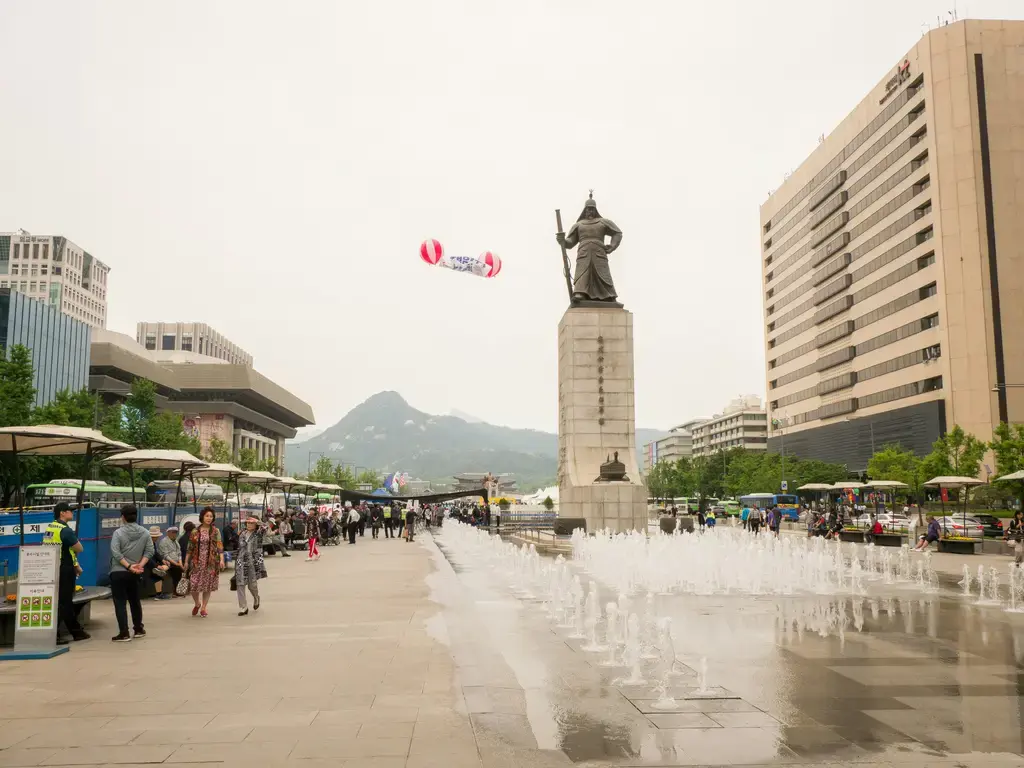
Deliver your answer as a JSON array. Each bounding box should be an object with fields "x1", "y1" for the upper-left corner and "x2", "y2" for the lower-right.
[{"x1": 25, "y1": 480, "x2": 146, "y2": 508}]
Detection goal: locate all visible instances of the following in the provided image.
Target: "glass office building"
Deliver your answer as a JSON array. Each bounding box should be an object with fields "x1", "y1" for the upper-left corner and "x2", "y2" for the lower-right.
[{"x1": 0, "y1": 288, "x2": 91, "y2": 406}]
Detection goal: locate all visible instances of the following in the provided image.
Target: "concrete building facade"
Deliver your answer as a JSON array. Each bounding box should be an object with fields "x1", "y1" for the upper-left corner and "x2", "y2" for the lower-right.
[
  {"x1": 642, "y1": 418, "x2": 707, "y2": 473},
  {"x1": 90, "y1": 330, "x2": 312, "y2": 468},
  {"x1": 135, "y1": 322, "x2": 253, "y2": 366},
  {"x1": 691, "y1": 396, "x2": 768, "y2": 457},
  {"x1": 0, "y1": 230, "x2": 110, "y2": 329},
  {"x1": 760, "y1": 20, "x2": 1024, "y2": 471},
  {"x1": 0, "y1": 289, "x2": 91, "y2": 407}
]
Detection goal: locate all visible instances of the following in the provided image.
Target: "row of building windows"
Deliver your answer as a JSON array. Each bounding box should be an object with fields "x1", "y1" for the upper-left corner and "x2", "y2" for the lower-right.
[
  {"x1": 770, "y1": 240, "x2": 933, "y2": 348},
  {"x1": 767, "y1": 130, "x2": 922, "y2": 279},
  {"x1": 764, "y1": 98, "x2": 925, "y2": 275},
  {"x1": 770, "y1": 282, "x2": 937, "y2": 370},
  {"x1": 763, "y1": 82, "x2": 921, "y2": 238},
  {"x1": 789, "y1": 375, "x2": 942, "y2": 426},
  {"x1": 770, "y1": 208, "x2": 929, "y2": 344},
  {"x1": 766, "y1": 125, "x2": 928, "y2": 294},
  {"x1": 771, "y1": 343, "x2": 941, "y2": 409}
]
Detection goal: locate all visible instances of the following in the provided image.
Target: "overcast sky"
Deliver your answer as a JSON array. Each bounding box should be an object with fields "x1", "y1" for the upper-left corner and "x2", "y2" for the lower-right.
[{"x1": 2, "y1": 1, "x2": 1020, "y2": 433}]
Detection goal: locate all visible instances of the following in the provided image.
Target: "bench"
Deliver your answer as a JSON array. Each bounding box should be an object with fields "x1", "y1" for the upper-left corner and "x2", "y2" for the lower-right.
[{"x1": 0, "y1": 586, "x2": 111, "y2": 646}]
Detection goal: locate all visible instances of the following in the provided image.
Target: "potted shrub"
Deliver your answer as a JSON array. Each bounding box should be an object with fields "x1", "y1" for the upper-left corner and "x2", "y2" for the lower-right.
[
  {"x1": 542, "y1": 496, "x2": 554, "y2": 512},
  {"x1": 938, "y1": 535, "x2": 977, "y2": 554}
]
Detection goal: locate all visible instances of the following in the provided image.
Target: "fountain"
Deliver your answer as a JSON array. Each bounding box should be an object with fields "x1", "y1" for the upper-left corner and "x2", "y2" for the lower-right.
[
  {"x1": 648, "y1": 617, "x2": 679, "y2": 710},
  {"x1": 695, "y1": 657, "x2": 711, "y2": 696},
  {"x1": 958, "y1": 565, "x2": 972, "y2": 597},
  {"x1": 614, "y1": 613, "x2": 646, "y2": 686},
  {"x1": 598, "y1": 602, "x2": 622, "y2": 667},
  {"x1": 580, "y1": 584, "x2": 607, "y2": 652}
]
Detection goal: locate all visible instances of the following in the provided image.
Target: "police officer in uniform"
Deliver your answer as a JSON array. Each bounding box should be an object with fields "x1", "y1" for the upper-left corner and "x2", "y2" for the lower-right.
[{"x1": 43, "y1": 502, "x2": 89, "y2": 643}]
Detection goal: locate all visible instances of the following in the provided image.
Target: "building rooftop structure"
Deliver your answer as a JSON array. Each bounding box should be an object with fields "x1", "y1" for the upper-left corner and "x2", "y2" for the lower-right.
[{"x1": 90, "y1": 330, "x2": 313, "y2": 467}]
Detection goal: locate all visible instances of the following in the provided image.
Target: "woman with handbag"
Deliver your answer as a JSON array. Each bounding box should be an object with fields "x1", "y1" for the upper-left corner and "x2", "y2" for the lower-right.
[
  {"x1": 184, "y1": 507, "x2": 224, "y2": 618},
  {"x1": 234, "y1": 517, "x2": 267, "y2": 615}
]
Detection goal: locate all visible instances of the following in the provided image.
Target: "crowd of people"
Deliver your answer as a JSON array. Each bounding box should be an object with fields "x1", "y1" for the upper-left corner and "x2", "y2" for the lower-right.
[{"x1": 46, "y1": 497, "x2": 496, "y2": 644}]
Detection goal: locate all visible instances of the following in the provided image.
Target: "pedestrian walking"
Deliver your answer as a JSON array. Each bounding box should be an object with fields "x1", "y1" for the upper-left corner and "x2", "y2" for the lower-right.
[
  {"x1": 109, "y1": 505, "x2": 154, "y2": 642},
  {"x1": 235, "y1": 517, "x2": 267, "y2": 615},
  {"x1": 406, "y1": 505, "x2": 417, "y2": 542},
  {"x1": 184, "y1": 507, "x2": 224, "y2": 618},
  {"x1": 305, "y1": 511, "x2": 321, "y2": 561}
]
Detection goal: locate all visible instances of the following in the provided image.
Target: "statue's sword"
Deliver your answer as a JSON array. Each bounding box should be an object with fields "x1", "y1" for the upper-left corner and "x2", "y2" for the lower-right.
[{"x1": 555, "y1": 209, "x2": 574, "y2": 303}]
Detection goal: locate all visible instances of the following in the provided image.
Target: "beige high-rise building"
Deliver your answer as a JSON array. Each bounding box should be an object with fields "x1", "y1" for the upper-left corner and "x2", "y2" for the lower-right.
[
  {"x1": 135, "y1": 322, "x2": 253, "y2": 366},
  {"x1": 0, "y1": 230, "x2": 110, "y2": 328},
  {"x1": 760, "y1": 20, "x2": 1024, "y2": 472}
]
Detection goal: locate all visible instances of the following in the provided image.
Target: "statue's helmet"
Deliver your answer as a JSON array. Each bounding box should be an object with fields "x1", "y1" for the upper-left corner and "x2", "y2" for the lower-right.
[{"x1": 576, "y1": 190, "x2": 601, "y2": 221}]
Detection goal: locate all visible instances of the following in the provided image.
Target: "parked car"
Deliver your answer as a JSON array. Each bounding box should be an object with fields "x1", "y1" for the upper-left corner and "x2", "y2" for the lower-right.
[
  {"x1": 873, "y1": 513, "x2": 911, "y2": 530},
  {"x1": 972, "y1": 513, "x2": 1005, "y2": 538},
  {"x1": 937, "y1": 515, "x2": 985, "y2": 540}
]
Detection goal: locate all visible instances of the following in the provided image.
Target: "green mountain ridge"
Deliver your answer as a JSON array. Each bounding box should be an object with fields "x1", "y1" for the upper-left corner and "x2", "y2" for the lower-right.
[{"x1": 284, "y1": 391, "x2": 665, "y2": 493}]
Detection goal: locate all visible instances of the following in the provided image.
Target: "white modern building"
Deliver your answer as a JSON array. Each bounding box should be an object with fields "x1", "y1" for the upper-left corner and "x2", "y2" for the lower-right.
[
  {"x1": 135, "y1": 322, "x2": 253, "y2": 366},
  {"x1": 691, "y1": 396, "x2": 769, "y2": 457},
  {"x1": 0, "y1": 230, "x2": 110, "y2": 328},
  {"x1": 642, "y1": 418, "x2": 708, "y2": 473}
]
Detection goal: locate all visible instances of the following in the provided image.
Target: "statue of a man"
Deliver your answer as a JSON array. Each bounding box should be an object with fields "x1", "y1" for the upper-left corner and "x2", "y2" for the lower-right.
[{"x1": 556, "y1": 192, "x2": 623, "y2": 303}]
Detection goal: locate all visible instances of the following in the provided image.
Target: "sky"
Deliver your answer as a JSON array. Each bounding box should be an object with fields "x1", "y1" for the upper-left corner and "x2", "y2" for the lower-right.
[{"x1": 2, "y1": 0, "x2": 1021, "y2": 434}]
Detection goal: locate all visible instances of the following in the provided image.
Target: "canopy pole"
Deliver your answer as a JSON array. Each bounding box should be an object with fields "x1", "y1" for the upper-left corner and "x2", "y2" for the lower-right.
[
  {"x1": 223, "y1": 475, "x2": 231, "y2": 527},
  {"x1": 190, "y1": 472, "x2": 198, "y2": 516},
  {"x1": 129, "y1": 462, "x2": 137, "y2": 505},
  {"x1": 172, "y1": 462, "x2": 185, "y2": 527},
  {"x1": 262, "y1": 481, "x2": 269, "y2": 517},
  {"x1": 76, "y1": 443, "x2": 93, "y2": 530},
  {"x1": 12, "y1": 435, "x2": 24, "y2": 547}
]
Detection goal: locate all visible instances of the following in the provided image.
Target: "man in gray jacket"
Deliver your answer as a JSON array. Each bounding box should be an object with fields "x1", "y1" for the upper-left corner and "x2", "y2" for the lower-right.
[{"x1": 109, "y1": 505, "x2": 154, "y2": 642}]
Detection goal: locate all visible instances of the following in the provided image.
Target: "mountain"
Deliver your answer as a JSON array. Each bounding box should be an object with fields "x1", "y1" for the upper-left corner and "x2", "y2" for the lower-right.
[
  {"x1": 284, "y1": 391, "x2": 667, "y2": 492},
  {"x1": 449, "y1": 408, "x2": 484, "y2": 424}
]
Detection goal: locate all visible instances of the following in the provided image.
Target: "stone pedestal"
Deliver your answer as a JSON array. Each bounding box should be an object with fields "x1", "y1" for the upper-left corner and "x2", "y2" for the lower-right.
[{"x1": 557, "y1": 306, "x2": 647, "y2": 533}]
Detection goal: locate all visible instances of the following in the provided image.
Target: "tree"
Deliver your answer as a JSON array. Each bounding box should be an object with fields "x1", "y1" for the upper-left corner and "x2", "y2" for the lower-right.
[
  {"x1": 990, "y1": 422, "x2": 1024, "y2": 476},
  {"x1": 205, "y1": 438, "x2": 233, "y2": 465},
  {"x1": 867, "y1": 443, "x2": 927, "y2": 520},
  {"x1": 0, "y1": 345, "x2": 37, "y2": 505},
  {"x1": 542, "y1": 495, "x2": 554, "y2": 511},
  {"x1": 356, "y1": 470, "x2": 381, "y2": 489},
  {"x1": 237, "y1": 447, "x2": 258, "y2": 471},
  {"x1": 0, "y1": 345, "x2": 36, "y2": 428},
  {"x1": 32, "y1": 388, "x2": 98, "y2": 429},
  {"x1": 923, "y1": 425, "x2": 986, "y2": 479}
]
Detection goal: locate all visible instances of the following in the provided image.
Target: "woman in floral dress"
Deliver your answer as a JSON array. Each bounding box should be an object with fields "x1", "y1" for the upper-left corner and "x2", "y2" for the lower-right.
[{"x1": 184, "y1": 507, "x2": 224, "y2": 617}]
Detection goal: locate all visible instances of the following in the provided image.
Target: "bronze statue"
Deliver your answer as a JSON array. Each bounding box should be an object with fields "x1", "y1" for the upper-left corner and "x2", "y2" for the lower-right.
[{"x1": 555, "y1": 191, "x2": 623, "y2": 305}]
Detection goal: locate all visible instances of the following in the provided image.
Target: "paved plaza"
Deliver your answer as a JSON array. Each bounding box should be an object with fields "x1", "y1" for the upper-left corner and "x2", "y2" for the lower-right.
[{"x1": 2, "y1": 530, "x2": 1024, "y2": 767}]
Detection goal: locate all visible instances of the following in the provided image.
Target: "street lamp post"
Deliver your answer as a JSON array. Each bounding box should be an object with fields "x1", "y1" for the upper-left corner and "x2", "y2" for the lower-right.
[{"x1": 772, "y1": 416, "x2": 790, "y2": 492}]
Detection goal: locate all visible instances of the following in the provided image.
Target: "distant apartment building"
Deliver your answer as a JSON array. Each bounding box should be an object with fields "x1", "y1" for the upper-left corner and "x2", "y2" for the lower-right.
[
  {"x1": 691, "y1": 396, "x2": 768, "y2": 457},
  {"x1": 135, "y1": 322, "x2": 253, "y2": 366},
  {"x1": 760, "y1": 20, "x2": 1024, "y2": 471},
  {"x1": 642, "y1": 418, "x2": 708, "y2": 473},
  {"x1": 0, "y1": 230, "x2": 110, "y2": 328}
]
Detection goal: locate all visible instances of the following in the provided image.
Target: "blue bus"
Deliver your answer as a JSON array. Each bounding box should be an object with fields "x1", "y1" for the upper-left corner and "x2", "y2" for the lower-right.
[{"x1": 739, "y1": 493, "x2": 801, "y2": 521}]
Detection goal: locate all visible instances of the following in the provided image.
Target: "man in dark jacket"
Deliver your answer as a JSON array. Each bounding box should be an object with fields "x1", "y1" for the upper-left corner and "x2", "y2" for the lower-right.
[{"x1": 222, "y1": 520, "x2": 240, "y2": 553}]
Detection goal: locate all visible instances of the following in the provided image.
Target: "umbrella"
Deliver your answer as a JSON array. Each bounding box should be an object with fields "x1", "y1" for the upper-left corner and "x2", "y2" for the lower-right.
[
  {"x1": 103, "y1": 450, "x2": 208, "y2": 526},
  {"x1": 796, "y1": 483, "x2": 834, "y2": 521},
  {"x1": 239, "y1": 471, "x2": 281, "y2": 516},
  {"x1": 924, "y1": 476, "x2": 986, "y2": 530},
  {"x1": 184, "y1": 463, "x2": 246, "y2": 527},
  {"x1": 865, "y1": 481, "x2": 909, "y2": 530},
  {"x1": 0, "y1": 426, "x2": 132, "y2": 544},
  {"x1": 273, "y1": 476, "x2": 312, "y2": 517}
]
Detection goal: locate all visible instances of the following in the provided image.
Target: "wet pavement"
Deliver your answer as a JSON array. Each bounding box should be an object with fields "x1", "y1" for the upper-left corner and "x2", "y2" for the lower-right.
[
  {"x1": 2, "y1": 527, "x2": 1023, "y2": 767},
  {"x1": 432, "y1": 527, "x2": 1024, "y2": 766}
]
